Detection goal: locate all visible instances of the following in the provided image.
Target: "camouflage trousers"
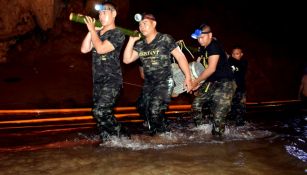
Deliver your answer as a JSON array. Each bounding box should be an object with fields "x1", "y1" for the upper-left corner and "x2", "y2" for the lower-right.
[
  {"x1": 92, "y1": 83, "x2": 122, "y2": 141},
  {"x1": 227, "y1": 91, "x2": 246, "y2": 126},
  {"x1": 192, "y1": 80, "x2": 236, "y2": 135},
  {"x1": 137, "y1": 77, "x2": 174, "y2": 134}
]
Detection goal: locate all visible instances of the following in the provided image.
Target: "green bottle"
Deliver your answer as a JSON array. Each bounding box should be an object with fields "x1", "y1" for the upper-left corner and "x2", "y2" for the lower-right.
[{"x1": 69, "y1": 12, "x2": 141, "y2": 37}]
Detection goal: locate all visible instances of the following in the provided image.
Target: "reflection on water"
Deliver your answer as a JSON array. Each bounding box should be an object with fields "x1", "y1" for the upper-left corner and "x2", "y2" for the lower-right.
[
  {"x1": 0, "y1": 113, "x2": 306, "y2": 175},
  {"x1": 285, "y1": 145, "x2": 307, "y2": 162}
]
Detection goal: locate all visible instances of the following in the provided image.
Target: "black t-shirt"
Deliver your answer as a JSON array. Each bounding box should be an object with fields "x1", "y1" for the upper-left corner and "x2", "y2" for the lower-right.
[
  {"x1": 198, "y1": 39, "x2": 234, "y2": 82},
  {"x1": 92, "y1": 28, "x2": 125, "y2": 85},
  {"x1": 228, "y1": 57, "x2": 248, "y2": 92},
  {"x1": 134, "y1": 32, "x2": 177, "y2": 83}
]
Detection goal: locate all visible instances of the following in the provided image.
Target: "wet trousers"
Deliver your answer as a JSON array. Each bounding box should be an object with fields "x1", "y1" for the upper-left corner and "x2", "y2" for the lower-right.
[
  {"x1": 137, "y1": 78, "x2": 174, "y2": 134},
  {"x1": 192, "y1": 80, "x2": 236, "y2": 135},
  {"x1": 228, "y1": 91, "x2": 246, "y2": 126},
  {"x1": 92, "y1": 83, "x2": 122, "y2": 141}
]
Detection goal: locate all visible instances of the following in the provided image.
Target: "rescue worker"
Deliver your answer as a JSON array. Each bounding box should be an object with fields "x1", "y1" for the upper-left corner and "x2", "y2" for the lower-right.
[
  {"x1": 80, "y1": 2, "x2": 126, "y2": 141},
  {"x1": 123, "y1": 13, "x2": 192, "y2": 135},
  {"x1": 190, "y1": 23, "x2": 236, "y2": 136}
]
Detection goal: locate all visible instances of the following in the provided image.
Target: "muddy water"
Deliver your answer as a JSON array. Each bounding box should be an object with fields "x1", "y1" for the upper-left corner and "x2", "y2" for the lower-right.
[{"x1": 0, "y1": 114, "x2": 306, "y2": 175}]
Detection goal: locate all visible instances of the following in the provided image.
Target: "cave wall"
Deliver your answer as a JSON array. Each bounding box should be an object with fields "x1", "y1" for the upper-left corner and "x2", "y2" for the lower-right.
[
  {"x1": 0, "y1": 0, "x2": 61, "y2": 62},
  {"x1": 0, "y1": 0, "x2": 129, "y2": 63}
]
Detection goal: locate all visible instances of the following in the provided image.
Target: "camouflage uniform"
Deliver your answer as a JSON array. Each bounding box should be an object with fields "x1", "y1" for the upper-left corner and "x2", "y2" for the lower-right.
[
  {"x1": 228, "y1": 56, "x2": 248, "y2": 126},
  {"x1": 92, "y1": 28, "x2": 125, "y2": 141},
  {"x1": 192, "y1": 39, "x2": 236, "y2": 135},
  {"x1": 134, "y1": 33, "x2": 177, "y2": 134}
]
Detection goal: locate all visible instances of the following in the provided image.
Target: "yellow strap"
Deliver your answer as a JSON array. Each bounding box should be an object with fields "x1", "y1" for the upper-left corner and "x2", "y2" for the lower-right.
[{"x1": 205, "y1": 82, "x2": 211, "y2": 92}]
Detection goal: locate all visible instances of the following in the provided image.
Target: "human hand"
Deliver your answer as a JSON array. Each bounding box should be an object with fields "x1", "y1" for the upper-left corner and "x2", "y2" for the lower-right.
[
  {"x1": 83, "y1": 16, "x2": 96, "y2": 32},
  {"x1": 184, "y1": 78, "x2": 192, "y2": 93},
  {"x1": 129, "y1": 30, "x2": 142, "y2": 42},
  {"x1": 191, "y1": 80, "x2": 201, "y2": 91}
]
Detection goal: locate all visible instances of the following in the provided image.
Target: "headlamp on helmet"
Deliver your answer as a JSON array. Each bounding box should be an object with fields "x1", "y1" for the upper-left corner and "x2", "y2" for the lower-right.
[
  {"x1": 95, "y1": 4, "x2": 114, "y2": 11},
  {"x1": 134, "y1": 13, "x2": 156, "y2": 22},
  {"x1": 191, "y1": 29, "x2": 211, "y2": 39}
]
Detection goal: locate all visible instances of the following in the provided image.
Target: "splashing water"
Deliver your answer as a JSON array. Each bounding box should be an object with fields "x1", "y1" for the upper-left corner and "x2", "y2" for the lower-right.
[
  {"x1": 285, "y1": 145, "x2": 307, "y2": 162},
  {"x1": 97, "y1": 122, "x2": 272, "y2": 150}
]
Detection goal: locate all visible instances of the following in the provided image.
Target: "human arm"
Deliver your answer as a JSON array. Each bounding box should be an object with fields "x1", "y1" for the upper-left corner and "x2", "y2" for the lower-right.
[
  {"x1": 123, "y1": 35, "x2": 141, "y2": 64},
  {"x1": 80, "y1": 31, "x2": 93, "y2": 53},
  {"x1": 171, "y1": 47, "x2": 192, "y2": 93},
  {"x1": 80, "y1": 16, "x2": 115, "y2": 54},
  {"x1": 139, "y1": 66, "x2": 145, "y2": 79},
  {"x1": 298, "y1": 76, "x2": 306, "y2": 99},
  {"x1": 299, "y1": 81, "x2": 303, "y2": 100},
  {"x1": 191, "y1": 55, "x2": 219, "y2": 90}
]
